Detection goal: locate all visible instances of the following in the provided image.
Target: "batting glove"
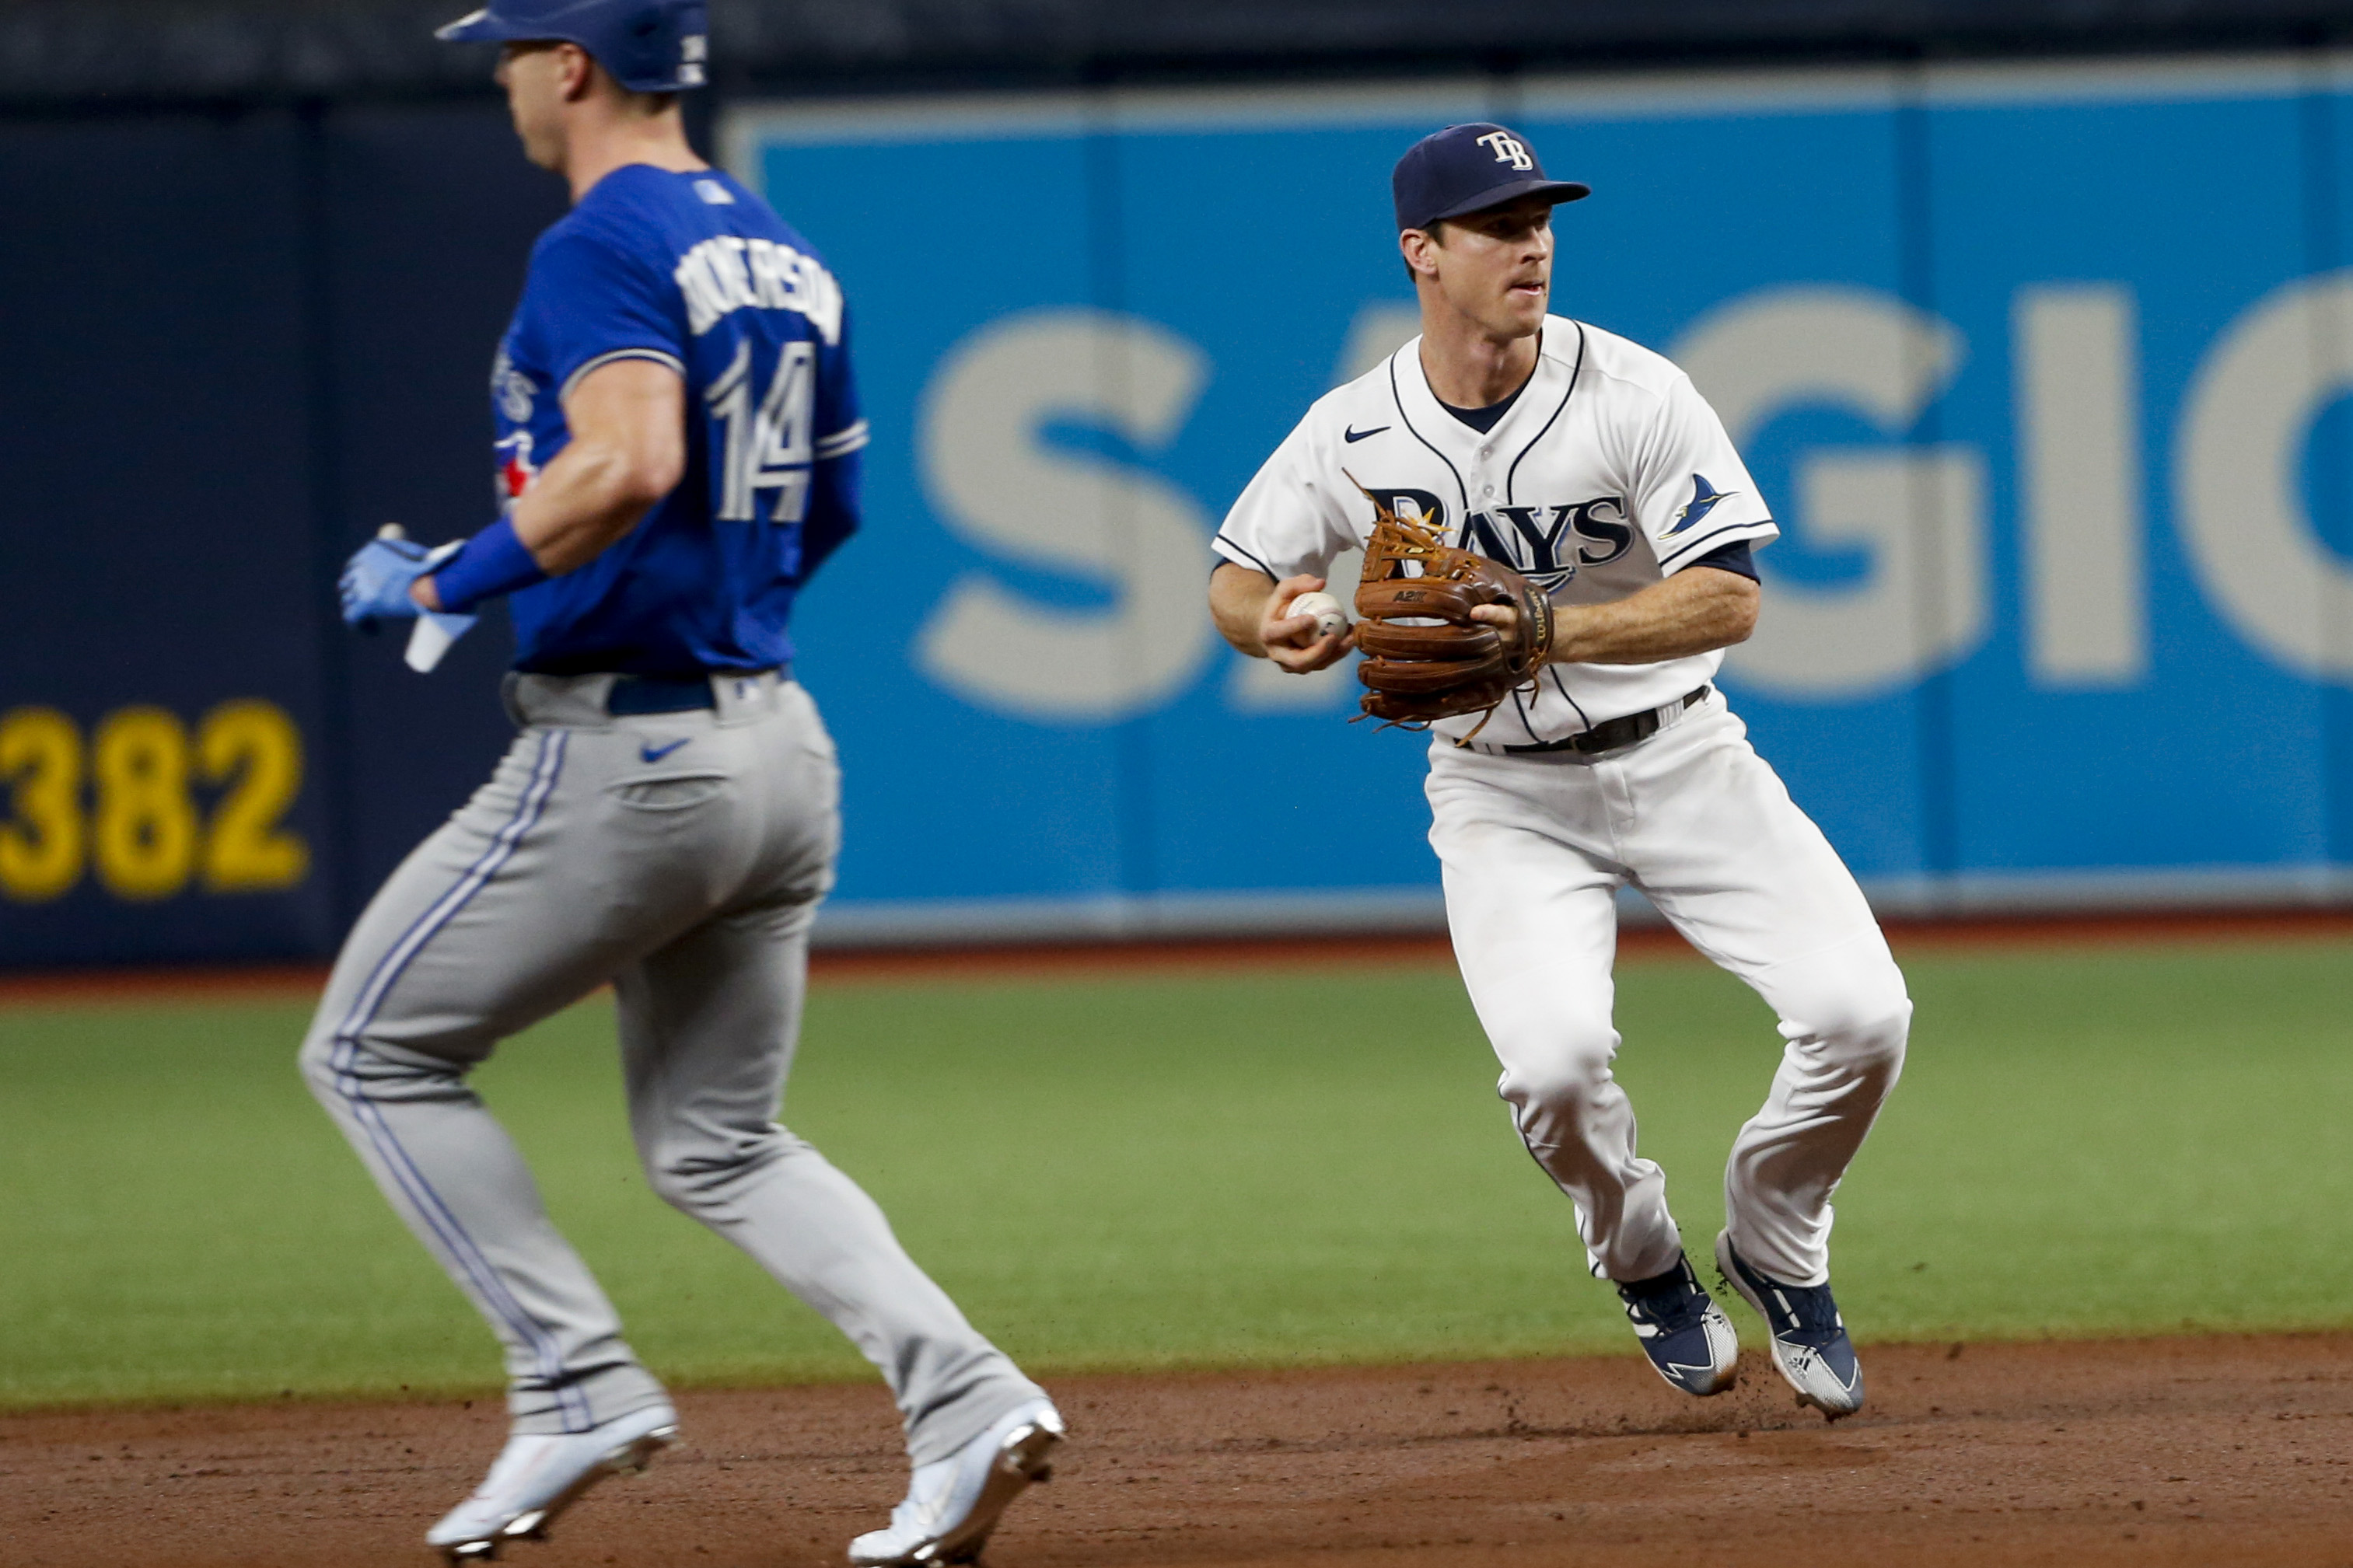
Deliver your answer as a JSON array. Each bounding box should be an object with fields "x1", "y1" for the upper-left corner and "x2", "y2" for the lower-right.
[{"x1": 340, "y1": 533, "x2": 461, "y2": 629}]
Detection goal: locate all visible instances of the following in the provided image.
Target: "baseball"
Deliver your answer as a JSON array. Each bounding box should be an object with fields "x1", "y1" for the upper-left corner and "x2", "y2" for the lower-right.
[{"x1": 1289, "y1": 590, "x2": 1351, "y2": 639}]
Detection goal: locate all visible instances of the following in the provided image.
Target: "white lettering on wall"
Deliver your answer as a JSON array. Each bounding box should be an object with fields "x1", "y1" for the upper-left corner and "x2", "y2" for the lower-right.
[
  {"x1": 2015, "y1": 283, "x2": 2148, "y2": 686},
  {"x1": 1673, "y1": 285, "x2": 1988, "y2": 699},
  {"x1": 916, "y1": 309, "x2": 1219, "y2": 721},
  {"x1": 1333, "y1": 304, "x2": 1422, "y2": 387},
  {"x1": 2176, "y1": 269, "x2": 2353, "y2": 680}
]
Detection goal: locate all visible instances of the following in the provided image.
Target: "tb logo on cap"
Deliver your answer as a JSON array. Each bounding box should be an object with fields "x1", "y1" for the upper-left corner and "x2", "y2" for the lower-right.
[{"x1": 1477, "y1": 131, "x2": 1534, "y2": 171}]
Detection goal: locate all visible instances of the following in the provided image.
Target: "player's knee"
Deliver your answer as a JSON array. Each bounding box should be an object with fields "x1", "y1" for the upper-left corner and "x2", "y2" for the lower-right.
[
  {"x1": 1766, "y1": 933, "x2": 1908, "y2": 1042},
  {"x1": 295, "y1": 1021, "x2": 375, "y2": 1103},
  {"x1": 1787, "y1": 966, "x2": 1911, "y2": 1078},
  {"x1": 642, "y1": 1154, "x2": 712, "y2": 1212},
  {"x1": 1823, "y1": 1007, "x2": 1908, "y2": 1093},
  {"x1": 298, "y1": 1026, "x2": 463, "y2": 1109},
  {"x1": 1494, "y1": 1019, "x2": 1621, "y2": 1116},
  {"x1": 295, "y1": 1027, "x2": 341, "y2": 1103},
  {"x1": 638, "y1": 1123, "x2": 796, "y2": 1212}
]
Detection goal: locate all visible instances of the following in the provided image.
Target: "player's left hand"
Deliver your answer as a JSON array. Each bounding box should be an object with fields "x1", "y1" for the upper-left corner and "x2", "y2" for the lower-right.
[
  {"x1": 340, "y1": 527, "x2": 455, "y2": 629},
  {"x1": 1353, "y1": 486, "x2": 1554, "y2": 728}
]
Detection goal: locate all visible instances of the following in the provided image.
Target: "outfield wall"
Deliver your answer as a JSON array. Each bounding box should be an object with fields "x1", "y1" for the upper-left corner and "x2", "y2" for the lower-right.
[
  {"x1": 11, "y1": 56, "x2": 2353, "y2": 964},
  {"x1": 747, "y1": 57, "x2": 2353, "y2": 938}
]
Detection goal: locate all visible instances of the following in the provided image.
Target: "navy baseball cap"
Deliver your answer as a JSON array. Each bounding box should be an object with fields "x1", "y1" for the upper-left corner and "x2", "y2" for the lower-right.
[
  {"x1": 1393, "y1": 123, "x2": 1589, "y2": 232},
  {"x1": 437, "y1": 0, "x2": 708, "y2": 93}
]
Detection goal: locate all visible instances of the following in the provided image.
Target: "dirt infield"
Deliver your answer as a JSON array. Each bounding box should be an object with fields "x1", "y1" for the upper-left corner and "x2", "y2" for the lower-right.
[{"x1": 5, "y1": 1334, "x2": 2348, "y2": 1568}]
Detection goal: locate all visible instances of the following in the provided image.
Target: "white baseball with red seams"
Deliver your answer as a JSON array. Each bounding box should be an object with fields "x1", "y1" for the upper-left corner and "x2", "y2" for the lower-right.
[{"x1": 1286, "y1": 589, "x2": 1351, "y2": 639}]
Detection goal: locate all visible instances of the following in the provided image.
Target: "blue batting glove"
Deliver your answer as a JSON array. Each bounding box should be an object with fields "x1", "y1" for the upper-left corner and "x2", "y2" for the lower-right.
[
  {"x1": 340, "y1": 531, "x2": 462, "y2": 629},
  {"x1": 341, "y1": 533, "x2": 431, "y2": 628}
]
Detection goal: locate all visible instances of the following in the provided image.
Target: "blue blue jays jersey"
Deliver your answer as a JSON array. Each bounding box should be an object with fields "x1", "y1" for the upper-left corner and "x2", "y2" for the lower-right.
[{"x1": 490, "y1": 165, "x2": 866, "y2": 676}]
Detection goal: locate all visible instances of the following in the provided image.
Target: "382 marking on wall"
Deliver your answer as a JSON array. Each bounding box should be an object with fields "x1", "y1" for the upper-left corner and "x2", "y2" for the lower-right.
[{"x1": 0, "y1": 699, "x2": 310, "y2": 905}]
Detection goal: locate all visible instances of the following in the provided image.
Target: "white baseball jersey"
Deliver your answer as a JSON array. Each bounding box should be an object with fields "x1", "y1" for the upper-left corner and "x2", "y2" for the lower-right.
[{"x1": 1215, "y1": 315, "x2": 1778, "y2": 748}]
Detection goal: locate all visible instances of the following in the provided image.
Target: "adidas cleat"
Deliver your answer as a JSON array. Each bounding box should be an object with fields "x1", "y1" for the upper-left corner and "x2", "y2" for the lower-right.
[
  {"x1": 1616, "y1": 1253, "x2": 1739, "y2": 1397},
  {"x1": 1715, "y1": 1230, "x2": 1865, "y2": 1420}
]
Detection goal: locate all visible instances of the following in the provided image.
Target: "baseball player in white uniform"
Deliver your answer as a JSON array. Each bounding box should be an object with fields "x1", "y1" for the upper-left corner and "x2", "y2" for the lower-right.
[{"x1": 1208, "y1": 123, "x2": 1911, "y2": 1419}]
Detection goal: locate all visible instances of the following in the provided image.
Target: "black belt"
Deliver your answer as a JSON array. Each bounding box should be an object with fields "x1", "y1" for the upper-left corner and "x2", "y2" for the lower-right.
[
  {"x1": 1496, "y1": 685, "x2": 1711, "y2": 756},
  {"x1": 607, "y1": 665, "x2": 788, "y2": 716}
]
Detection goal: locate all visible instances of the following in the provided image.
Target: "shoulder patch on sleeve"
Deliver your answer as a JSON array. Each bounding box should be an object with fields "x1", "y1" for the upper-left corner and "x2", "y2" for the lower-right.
[{"x1": 1661, "y1": 472, "x2": 1745, "y2": 538}]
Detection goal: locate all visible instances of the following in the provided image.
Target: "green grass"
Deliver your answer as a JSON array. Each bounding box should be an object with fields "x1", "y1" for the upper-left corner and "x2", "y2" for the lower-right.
[{"x1": 2, "y1": 941, "x2": 2351, "y2": 1410}]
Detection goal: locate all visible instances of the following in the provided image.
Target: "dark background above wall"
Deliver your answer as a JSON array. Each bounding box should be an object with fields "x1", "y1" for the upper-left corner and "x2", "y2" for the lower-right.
[{"x1": 13, "y1": 0, "x2": 2353, "y2": 108}]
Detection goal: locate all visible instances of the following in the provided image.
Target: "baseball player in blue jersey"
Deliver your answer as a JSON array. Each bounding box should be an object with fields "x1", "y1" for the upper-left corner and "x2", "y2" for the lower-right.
[{"x1": 309, "y1": 5, "x2": 1062, "y2": 1560}]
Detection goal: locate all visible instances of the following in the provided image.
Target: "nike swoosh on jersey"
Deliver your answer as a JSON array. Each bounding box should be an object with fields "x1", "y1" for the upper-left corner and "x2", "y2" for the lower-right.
[
  {"x1": 1343, "y1": 424, "x2": 1391, "y2": 442},
  {"x1": 640, "y1": 738, "x2": 690, "y2": 763}
]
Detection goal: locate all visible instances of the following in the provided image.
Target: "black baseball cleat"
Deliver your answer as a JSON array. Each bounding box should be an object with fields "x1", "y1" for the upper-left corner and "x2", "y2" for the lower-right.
[
  {"x1": 1615, "y1": 1254, "x2": 1739, "y2": 1396},
  {"x1": 1714, "y1": 1230, "x2": 1865, "y2": 1420}
]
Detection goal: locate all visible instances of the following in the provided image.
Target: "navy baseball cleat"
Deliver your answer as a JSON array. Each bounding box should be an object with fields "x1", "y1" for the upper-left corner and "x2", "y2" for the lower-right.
[
  {"x1": 1714, "y1": 1230, "x2": 1865, "y2": 1420},
  {"x1": 1615, "y1": 1254, "x2": 1739, "y2": 1397},
  {"x1": 849, "y1": 1399, "x2": 1065, "y2": 1566},
  {"x1": 426, "y1": 1403, "x2": 678, "y2": 1563}
]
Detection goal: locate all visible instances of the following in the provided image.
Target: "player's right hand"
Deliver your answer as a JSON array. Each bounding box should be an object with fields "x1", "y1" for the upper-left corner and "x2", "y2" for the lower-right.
[
  {"x1": 339, "y1": 528, "x2": 435, "y2": 630},
  {"x1": 1260, "y1": 573, "x2": 1354, "y2": 674}
]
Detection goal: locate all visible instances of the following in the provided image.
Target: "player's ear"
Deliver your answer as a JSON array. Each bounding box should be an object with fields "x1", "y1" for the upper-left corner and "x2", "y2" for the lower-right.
[
  {"x1": 556, "y1": 41, "x2": 596, "y2": 103},
  {"x1": 1400, "y1": 228, "x2": 1439, "y2": 285}
]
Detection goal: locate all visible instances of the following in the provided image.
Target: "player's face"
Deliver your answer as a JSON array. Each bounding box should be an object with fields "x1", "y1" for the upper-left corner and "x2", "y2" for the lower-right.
[
  {"x1": 1425, "y1": 197, "x2": 1554, "y2": 339},
  {"x1": 495, "y1": 42, "x2": 568, "y2": 170}
]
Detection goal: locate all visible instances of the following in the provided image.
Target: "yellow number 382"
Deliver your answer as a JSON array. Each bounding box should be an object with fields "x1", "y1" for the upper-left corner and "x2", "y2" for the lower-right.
[{"x1": 0, "y1": 700, "x2": 310, "y2": 904}]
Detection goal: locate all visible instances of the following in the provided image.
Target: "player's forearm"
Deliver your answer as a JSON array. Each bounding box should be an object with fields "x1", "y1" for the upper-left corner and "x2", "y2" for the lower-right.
[
  {"x1": 1547, "y1": 569, "x2": 1758, "y2": 665},
  {"x1": 1209, "y1": 563, "x2": 1279, "y2": 656},
  {"x1": 511, "y1": 438, "x2": 680, "y2": 574},
  {"x1": 505, "y1": 357, "x2": 689, "y2": 577}
]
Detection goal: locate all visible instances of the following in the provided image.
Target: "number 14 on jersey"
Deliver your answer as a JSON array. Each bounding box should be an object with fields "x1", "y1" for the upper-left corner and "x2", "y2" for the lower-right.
[{"x1": 707, "y1": 339, "x2": 813, "y2": 525}]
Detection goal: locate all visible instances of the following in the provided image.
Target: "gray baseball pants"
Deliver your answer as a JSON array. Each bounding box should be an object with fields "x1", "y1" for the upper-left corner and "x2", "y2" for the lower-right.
[{"x1": 298, "y1": 669, "x2": 1044, "y2": 1461}]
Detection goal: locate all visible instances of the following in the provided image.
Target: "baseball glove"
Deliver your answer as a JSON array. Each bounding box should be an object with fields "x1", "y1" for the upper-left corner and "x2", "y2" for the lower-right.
[{"x1": 1350, "y1": 480, "x2": 1554, "y2": 736}]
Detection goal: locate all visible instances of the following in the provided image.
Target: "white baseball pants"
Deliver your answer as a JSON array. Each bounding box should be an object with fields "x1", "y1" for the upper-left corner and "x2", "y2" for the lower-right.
[{"x1": 1425, "y1": 689, "x2": 1910, "y2": 1288}]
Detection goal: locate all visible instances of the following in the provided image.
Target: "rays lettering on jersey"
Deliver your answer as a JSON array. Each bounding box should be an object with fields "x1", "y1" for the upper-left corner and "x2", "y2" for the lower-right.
[
  {"x1": 1362, "y1": 487, "x2": 1449, "y2": 532},
  {"x1": 1359, "y1": 484, "x2": 1634, "y2": 592},
  {"x1": 674, "y1": 236, "x2": 844, "y2": 345},
  {"x1": 1457, "y1": 497, "x2": 1634, "y2": 592}
]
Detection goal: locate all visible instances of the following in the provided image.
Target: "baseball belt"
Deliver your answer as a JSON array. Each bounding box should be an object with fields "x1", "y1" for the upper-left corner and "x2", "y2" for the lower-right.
[
  {"x1": 607, "y1": 665, "x2": 791, "y2": 716},
  {"x1": 1464, "y1": 685, "x2": 1712, "y2": 758}
]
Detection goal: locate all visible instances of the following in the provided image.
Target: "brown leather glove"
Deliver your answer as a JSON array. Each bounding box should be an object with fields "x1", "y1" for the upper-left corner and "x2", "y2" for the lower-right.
[{"x1": 1350, "y1": 481, "x2": 1554, "y2": 735}]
